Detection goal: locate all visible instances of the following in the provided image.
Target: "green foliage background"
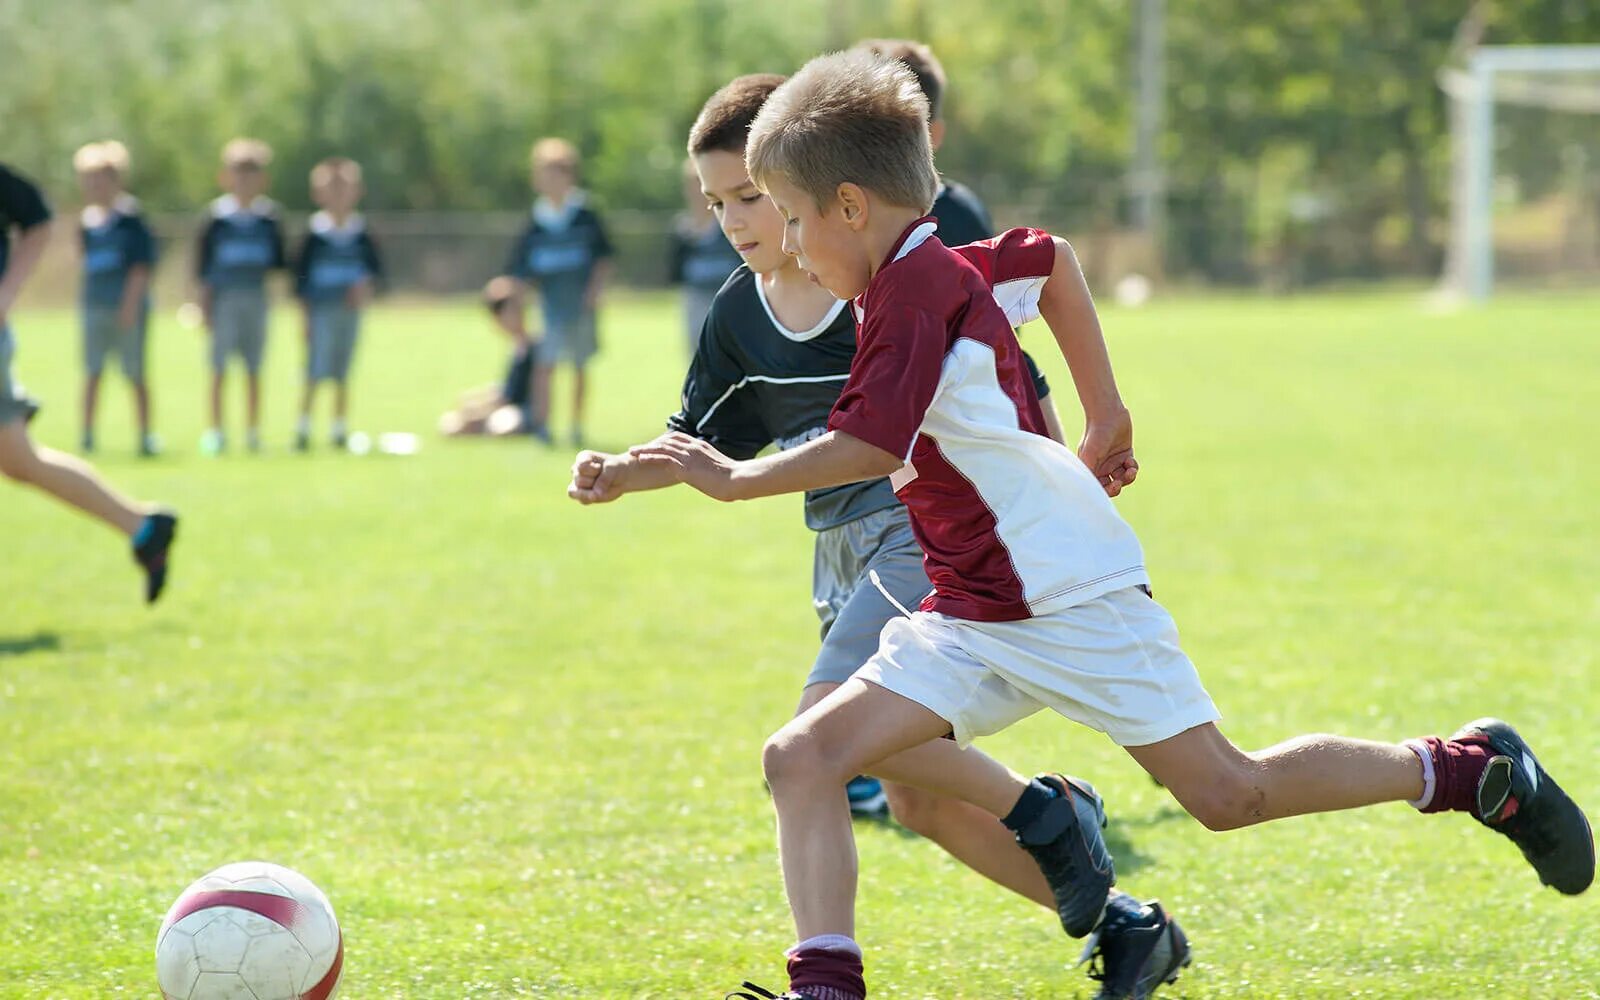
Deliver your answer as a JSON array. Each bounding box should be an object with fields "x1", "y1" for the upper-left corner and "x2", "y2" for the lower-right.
[{"x1": 2, "y1": 0, "x2": 1598, "y2": 280}]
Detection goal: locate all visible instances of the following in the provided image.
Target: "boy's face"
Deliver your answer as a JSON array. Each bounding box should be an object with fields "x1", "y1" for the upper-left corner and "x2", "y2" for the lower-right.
[
  {"x1": 694, "y1": 150, "x2": 787, "y2": 276},
  {"x1": 314, "y1": 175, "x2": 362, "y2": 215},
  {"x1": 532, "y1": 160, "x2": 575, "y2": 200},
  {"x1": 762, "y1": 173, "x2": 873, "y2": 300},
  {"x1": 77, "y1": 167, "x2": 120, "y2": 206},
  {"x1": 222, "y1": 163, "x2": 267, "y2": 200}
]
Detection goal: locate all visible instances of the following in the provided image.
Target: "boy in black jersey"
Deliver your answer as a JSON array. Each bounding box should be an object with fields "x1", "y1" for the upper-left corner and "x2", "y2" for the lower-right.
[
  {"x1": 0, "y1": 161, "x2": 177, "y2": 603},
  {"x1": 569, "y1": 76, "x2": 1187, "y2": 998},
  {"x1": 195, "y1": 139, "x2": 287, "y2": 455},
  {"x1": 73, "y1": 141, "x2": 158, "y2": 455},
  {"x1": 293, "y1": 158, "x2": 384, "y2": 451}
]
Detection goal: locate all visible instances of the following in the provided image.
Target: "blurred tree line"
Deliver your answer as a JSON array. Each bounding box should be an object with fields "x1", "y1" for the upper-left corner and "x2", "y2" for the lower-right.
[{"x1": 2, "y1": 0, "x2": 1596, "y2": 284}]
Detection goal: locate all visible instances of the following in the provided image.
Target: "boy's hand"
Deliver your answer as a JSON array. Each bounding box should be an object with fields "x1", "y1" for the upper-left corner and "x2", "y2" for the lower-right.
[
  {"x1": 568, "y1": 450, "x2": 629, "y2": 504},
  {"x1": 629, "y1": 432, "x2": 738, "y2": 501},
  {"x1": 117, "y1": 302, "x2": 139, "y2": 330},
  {"x1": 346, "y1": 280, "x2": 373, "y2": 309},
  {"x1": 1078, "y1": 408, "x2": 1138, "y2": 497}
]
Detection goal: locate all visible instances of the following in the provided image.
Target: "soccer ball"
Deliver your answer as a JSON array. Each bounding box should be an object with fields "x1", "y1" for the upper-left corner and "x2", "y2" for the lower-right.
[{"x1": 155, "y1": 861, "x2": 344, "y2": 1000}]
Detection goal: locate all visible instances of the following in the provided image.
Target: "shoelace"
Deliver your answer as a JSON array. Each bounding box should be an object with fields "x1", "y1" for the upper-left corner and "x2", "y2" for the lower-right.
[{"x1": 726, "y1": 983, "x2": 789, "y2": 1000}]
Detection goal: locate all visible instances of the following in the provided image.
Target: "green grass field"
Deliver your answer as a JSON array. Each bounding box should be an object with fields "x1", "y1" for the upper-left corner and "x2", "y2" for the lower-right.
[{"x1": 2, "y1": 290, "x2": 1597, "y2": 998}]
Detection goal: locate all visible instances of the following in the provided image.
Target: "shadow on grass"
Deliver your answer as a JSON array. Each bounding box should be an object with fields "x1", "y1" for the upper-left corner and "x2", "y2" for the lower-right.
[{"x1": 0, "y1": 631, "x2": 61, "y2": 658}]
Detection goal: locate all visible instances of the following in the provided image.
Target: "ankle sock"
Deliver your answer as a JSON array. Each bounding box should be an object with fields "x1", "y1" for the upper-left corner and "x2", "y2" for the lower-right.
[
  {"x1": 787, "y1": 936, "x2": 864, "y2": 1000},
  {"x1": 1002, "y1": 777, "x2": 1063, "y2": 843},
  {"x1": 1404, "y1": 735, "x2": 1494, "y2": 814}
]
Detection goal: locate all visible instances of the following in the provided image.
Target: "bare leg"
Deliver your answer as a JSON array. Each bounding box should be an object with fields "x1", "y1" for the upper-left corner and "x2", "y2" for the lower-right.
[
  {"x1": 132, "y1": 379, "x2": 150, "y2": 438},
  {"x1": 0, "y1": 421, "x2": 147, "y2": 536},
  {"x1": 299, "y1": 379, "x2": 315, "y2": 421},
  {"x1": 333, "y1": 380, "x2": 348, "y2": 423},
  {"x1": 209, "y1": 370, "x2": 225, "y2": 430},
  {"x1": 1126, "y1": 722, "x2": 1424, "y2": 831},
  {"x1": 766, "y1": 677, "x2": 975, "y2": 939},
  {"x1": 82, "y1": 373, "x2": 101, "y2": 443},
  {"x1": 571, "y1": 366, "x2": 586, "y2": 430},
  {"x1": 245, "y1": 372, "x2": 261, "y2": 435},
  {"x1": 531, "y1": 364, "x2": 554, "y2": 429}
]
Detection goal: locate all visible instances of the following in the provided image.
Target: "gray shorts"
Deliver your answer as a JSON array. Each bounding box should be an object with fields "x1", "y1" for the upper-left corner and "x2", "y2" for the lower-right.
[
  {"x1": 210, "y1": 287, "x2": 268, "y2": 374},
  {"x1": 307, "y1": 302, "x2": 361, "y2": 382},
  {"x1": 538, "y1": 311, "x2": 598, "y2": 368},
  {"x1": 0, "y1": 326, "x2": 40, "y2": 426},
  {"x1": 82, "y1": 305, "x2": 147, "y2": 381},
  {"x1": 807, "y1": 504, "x2": 932, "y2": 689}
]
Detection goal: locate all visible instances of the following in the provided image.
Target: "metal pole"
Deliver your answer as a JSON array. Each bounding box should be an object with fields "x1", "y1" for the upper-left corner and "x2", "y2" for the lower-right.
[
  {"x1": 1130, "y1": 0, "x2": 1165, "y2": 241},
  {"x1": 1465, "y1": 62, "x2": 1496, "y2": 300}
]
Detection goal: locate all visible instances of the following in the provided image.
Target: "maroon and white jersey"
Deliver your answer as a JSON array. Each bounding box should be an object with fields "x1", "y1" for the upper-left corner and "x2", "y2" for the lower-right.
[{"x1": 828, "y1": 219, "x2": 1149, "y2": 622}]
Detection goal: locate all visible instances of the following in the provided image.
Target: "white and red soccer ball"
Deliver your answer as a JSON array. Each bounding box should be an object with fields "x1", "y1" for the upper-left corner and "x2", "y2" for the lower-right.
[{"x1": 155, "y1": 861, "x2": 343, "y2": 1000}]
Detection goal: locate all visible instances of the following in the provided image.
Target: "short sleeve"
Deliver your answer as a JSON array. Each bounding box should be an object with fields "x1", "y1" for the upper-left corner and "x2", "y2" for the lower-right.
[
  {"x1": 504, "y1": 224, "x2": 534, "y2": 280},
  {"x1": 665, "y1": 303, "x2": 769, "y2": 460},
  {"x1": 950, "y1": 228, "x2": 1055, "y2": 327},
  {"x1": 127, "y1": 216, "x2": 157, "y2": 266},
  {"x1": 589, "y1": 211, "x2": 614, "y2": 260},
  {"x1": 827, "y1": 303, "x2": 948, "y2": 461},
  {"x1": 0, "y1": 165, "x2": 52, "y2": 230}
]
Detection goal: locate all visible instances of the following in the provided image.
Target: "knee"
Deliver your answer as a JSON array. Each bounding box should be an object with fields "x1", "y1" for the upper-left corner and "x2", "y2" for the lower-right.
[
  {"x1": 761, "y1": 726, "x2": 834, "y2": 793},
  {"x1": 0, "y1": 439, "x2": 35, "y2": 483},
  {"x1": 882, "y1": 782, "x2": 945, "y2": 838},
  {"x1": 1174, "y1": 766, "x2": 1265, "y2": 832}
]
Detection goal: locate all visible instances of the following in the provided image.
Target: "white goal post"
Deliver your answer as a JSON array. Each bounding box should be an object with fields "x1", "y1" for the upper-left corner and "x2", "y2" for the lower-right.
[{"x1": 1440, "y1": 44, "x2": 1600, "y2": 300}]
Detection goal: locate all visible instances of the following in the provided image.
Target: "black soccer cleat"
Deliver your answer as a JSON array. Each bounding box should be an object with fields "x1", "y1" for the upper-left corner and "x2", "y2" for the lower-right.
[
  {"x1": 1017, "y1": 774, "x2": 1116, "y2": 938},
  {"x1": 1454, "y1": 718, "x2": 1595, "y2": 895},
  {"x1": 131, "y1": 510, "x2": 178, "y2": 604},
  {"x1": 1083, "y1": 898, "x2": 1191, "y2": 1000},
  {"x1": 726, "y1": 983, "x2": 817, "y2": 1000}
]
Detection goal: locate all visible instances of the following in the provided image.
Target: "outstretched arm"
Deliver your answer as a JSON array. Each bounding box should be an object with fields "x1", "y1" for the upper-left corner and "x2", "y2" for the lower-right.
[
  {"x1": 567, "y1": 440, "x2": 690, "y2": 505},
  {"x1": 629, "y1": 429, "x2": 900, "y2": 503},
  {"x1": 1038, "y1": 237, "x2": 1138, "y2": 497},
  {"x1": 0, "y1": 222, "x2": 49, "y2": 325}
]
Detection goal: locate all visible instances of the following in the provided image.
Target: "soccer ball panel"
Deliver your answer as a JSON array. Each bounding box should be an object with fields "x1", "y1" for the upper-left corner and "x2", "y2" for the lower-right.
[
  {"x1": 240, "y1": 931, "x2": 313, "y2": 1000},
  {"x1": 192, "y1": 912, "x2": 252, "y2": 972},
  {"x1": 189, "y1": 971, "x2": 263, "y2": 1000},
  {"x1": 154, "y1": 926, "x2": 201, "y2": 998}
]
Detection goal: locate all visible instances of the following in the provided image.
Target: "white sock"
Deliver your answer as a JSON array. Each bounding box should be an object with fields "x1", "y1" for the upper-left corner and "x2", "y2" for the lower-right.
[
  {"x1": 331, "y1": 418, "x2": 346, "y2": 436},
  {"x1": 296, "y1": 415, "x2": 311, "y2": 435},
  {"x1": 787, "y1": 934, "x2": 861, "y2": 958},
  {"x1": 1403, "y1": 739, "x2": 1436, "y2": 810}
]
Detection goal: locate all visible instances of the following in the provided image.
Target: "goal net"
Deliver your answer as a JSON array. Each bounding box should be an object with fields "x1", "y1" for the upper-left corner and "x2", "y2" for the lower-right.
[{"x1": 1440, "y1": 46, "x2": 1600, "y2": 299}]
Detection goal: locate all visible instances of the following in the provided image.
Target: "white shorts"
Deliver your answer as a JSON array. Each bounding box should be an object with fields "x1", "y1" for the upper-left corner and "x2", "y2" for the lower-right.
[{"x1": 858, "y1": 586, "x2": 1220, "y2": 748}]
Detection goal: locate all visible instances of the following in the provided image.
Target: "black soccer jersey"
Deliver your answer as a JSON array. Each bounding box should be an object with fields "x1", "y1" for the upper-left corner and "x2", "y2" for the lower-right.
[
  {"x1": 294, "y1": 212, "x2": 385, "y2": 303},
  {"x1": 196, "y1": 195, "x2": 287, "y2": 291},
  {"x1": 0, "y1": 163, "x2": 53, "y2": 282},
  {"x1": 931, "y1": 179, "x2": 995, "y2": 249},
  {"x1": 667, "y1": 265, "x2": 1051, "y2": 532}
]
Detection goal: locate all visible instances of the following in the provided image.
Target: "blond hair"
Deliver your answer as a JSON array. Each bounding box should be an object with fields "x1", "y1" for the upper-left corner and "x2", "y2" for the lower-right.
[
  {"x1": 310, "y1": 156, "x2": 363, "y2": 188},
  {"x1": 73, "y1": 140, "x2": 131, "y2": 176},
  {"x1": 746, "y1": 50, "x2": 937, "y2": 213},
  {"x1": 530, "y1": 137, "x2": 579, "y2": 171},
  {"x1": 221, "y1": 138, "x2": 273, "y2": 169}
]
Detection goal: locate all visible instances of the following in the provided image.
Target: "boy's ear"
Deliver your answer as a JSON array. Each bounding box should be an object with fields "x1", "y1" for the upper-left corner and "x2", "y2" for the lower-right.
[{"x1": 837, "y1": 182, "x2": 869, "y2": 230}]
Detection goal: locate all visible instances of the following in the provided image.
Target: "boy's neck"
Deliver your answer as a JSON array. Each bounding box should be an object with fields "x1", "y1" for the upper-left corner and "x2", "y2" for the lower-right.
[
  {"x1": 325, "y1": 208, "x2": 355, "y2": 225},
  {"x1": 864, "y1": 206, "x2": 931, "y2": 281}
]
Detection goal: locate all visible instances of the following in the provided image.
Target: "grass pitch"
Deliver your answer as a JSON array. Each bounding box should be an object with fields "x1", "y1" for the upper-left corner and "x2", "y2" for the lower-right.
[{"x1": 1, "y1": 289, "x2": 1597, "y2": 998}]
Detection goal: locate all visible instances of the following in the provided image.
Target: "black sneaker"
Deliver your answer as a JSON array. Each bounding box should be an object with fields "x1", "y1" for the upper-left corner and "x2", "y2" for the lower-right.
[
  {"x1": 1016, "y1": 774, "x2": 1116, "y2": 938},
  {"x1": 131, "y1": 510, "x2": 178, "y2": 604},
  {"x1": 1084, "y1": 899, "x2": 1191, "y2": 1000},
  {"x1": 726, "y1": 983, "x2": 817, "y2": 1000},
  {"x1": 1453, "y1": 718, "x2": 1595, "y2": 895}
]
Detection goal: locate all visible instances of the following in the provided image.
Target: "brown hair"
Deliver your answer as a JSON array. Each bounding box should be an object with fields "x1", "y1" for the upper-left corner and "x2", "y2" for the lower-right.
[
  {"x1": 746, "y1": 50, "x2": 937, "y2": 213},
  {"x1": 687, "y1": 73, "x2": 788, "y2": 156},
  {"x1": 221, "y1": 138, "x2": 273, "y2": 169},
  {"x1": 311, "y1": 156, "x2": 363, "y2": 188},
  {"x1": 854, "y1": 38, "x2": 945, "y2": 122}
]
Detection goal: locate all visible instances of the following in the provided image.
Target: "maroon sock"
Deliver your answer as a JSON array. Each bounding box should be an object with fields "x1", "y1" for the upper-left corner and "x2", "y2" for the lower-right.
[
  {"x1": 1412, "y1": 734, "x2": 1496, "y2": 814},
  {"x1": 787, "y1": 947, "x2": 865, "y2": 1000}
]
